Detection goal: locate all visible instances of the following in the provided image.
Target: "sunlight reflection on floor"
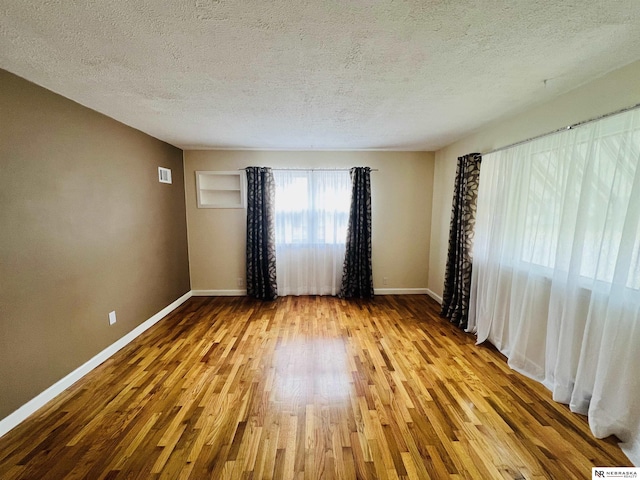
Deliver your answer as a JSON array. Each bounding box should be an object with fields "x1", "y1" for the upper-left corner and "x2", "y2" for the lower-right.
[{"x1": 272, "y1": 338, "x2": 353, "y2": 404}]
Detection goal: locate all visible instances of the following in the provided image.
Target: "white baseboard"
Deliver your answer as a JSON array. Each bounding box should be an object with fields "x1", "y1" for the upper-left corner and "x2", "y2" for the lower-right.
[
  {"x1": 191, "y1": 289, "x2": 247, "y2": 296},
  {"x1": 374, "y1": 288, "x2": 429, "y2": 295},
  {"x1": 193, "y1": 289, "x2": 435, "y2": 297},
  {"x1": 426, "y1": 288, "x2": 443, "y2": 304},
  {"x1": 0, "y1": 290, "x2": 193, "y2": 440}
]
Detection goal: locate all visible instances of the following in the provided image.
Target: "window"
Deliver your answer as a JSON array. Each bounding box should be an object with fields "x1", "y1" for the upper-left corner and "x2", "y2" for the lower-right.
[
  {"x1": 273, "y1": 170, "x2": 352, "y2": 295},
  {"x1": 491, "y1": 114, "x2": 640, "y2": 290},
  {"x1": 274, "y1": 170, "x2": 351, "y2": 246}
]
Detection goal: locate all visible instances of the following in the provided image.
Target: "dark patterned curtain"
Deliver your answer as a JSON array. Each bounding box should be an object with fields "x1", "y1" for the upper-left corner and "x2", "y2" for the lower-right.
[
  {"x1": 441, "y1": 153, "x2": 482, "y2": 328},
  {"x1": 245, "y1": 167, "x2": 278, "y2": 300},
  {"x1": 340, "y1": 167, "x2": 374, "y2": 299}
]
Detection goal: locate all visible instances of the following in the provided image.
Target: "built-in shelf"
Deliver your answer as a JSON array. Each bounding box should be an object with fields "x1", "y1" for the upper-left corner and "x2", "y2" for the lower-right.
[{"x1": 196, "y1": 171, "x2": 246, "y2": 208}]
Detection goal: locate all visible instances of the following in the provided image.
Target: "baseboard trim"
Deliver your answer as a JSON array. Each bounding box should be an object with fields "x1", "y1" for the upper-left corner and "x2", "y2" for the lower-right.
[
  {"x1": 191, "y1": 288, "x2": 442, "y2": 296},
  {"x1": 374, "y1": 288, "x2": 429, "y2": 295},
  {"x1": 193, "y1": 289, "x2": 431, "y2": 297},
  {"x1": 191, "y1": 289, "x2": 247, "y2": 296},
  {"x1": 426, "y1": 288, "x2": 443, "y2": 304},
  {"x1": 0, "y1": 290, "x2": 193, "y2": 440}
]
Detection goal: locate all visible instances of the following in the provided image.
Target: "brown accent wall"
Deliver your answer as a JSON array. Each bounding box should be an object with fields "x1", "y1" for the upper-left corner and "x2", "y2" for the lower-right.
[{"x1": 0, "y1": 70, "x2": 190, "y2": 419}]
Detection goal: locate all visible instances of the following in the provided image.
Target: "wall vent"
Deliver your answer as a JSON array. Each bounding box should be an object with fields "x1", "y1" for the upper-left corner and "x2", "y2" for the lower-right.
[{"x1": 158, "y1": 167, "x2": 172, "y2": 184}]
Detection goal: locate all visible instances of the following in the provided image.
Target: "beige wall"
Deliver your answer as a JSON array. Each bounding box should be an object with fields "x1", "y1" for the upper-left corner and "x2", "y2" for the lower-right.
[
  {"x1": 428, "y1": 60, "x2": 640, "y2": 299},
  {"x1": 184, "y1": 150, "x2": 434, "y2": 292},
  {"x1": 0, "y1": 70, "x2": 190, "y2": 419}
]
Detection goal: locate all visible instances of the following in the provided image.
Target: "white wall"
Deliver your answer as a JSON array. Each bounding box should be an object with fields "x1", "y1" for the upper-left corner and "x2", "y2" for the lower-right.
[
  {"x1": 428, "y1": 60, "x2": 640, "y2": 299},
  {"x1": 184, "y1": 150, "x2": 434, "y2": 293}
]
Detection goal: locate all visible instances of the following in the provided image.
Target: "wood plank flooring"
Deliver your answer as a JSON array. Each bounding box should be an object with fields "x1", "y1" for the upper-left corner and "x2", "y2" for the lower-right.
[{"x1": 0, "y1": 295, "x2": 631, "y2": 479}]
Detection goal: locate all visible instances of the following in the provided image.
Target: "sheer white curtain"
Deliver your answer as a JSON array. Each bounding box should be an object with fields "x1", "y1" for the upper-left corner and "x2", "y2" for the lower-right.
[
  {"x1": 273, "y1": 170, "x2": 351, "y2": 296},
  {"x1": 470, "y1": 108, "x2": 640, "y2": 465}
]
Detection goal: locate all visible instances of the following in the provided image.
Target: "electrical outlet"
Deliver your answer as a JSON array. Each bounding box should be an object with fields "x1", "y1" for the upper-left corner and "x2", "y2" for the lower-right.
[
  {"x1": 383, "y1": 277, "x2": 388, "y2": 286},
  {"x1": 237, "y1": 277, "x2": 244, "y2": 287},
  {"x1": 108, "y1": 311, "x2": 117, "y2": 325}
]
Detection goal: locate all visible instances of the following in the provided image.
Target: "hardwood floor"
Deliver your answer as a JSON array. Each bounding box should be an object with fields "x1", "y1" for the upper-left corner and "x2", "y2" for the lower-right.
[{"x1": 0, "y1": 295, "x2": 631, "y2": 479}]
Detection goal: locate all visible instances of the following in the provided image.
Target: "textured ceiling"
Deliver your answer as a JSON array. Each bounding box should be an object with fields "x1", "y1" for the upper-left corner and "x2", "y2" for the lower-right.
[{"x1": 2, "y1": 1, "x2": 640, "y2": 151}]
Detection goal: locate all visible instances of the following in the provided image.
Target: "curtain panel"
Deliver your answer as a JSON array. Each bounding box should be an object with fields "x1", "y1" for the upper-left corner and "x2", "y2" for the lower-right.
[
  {"x1": 340, "y1": 167, "x2": 374, "y2": 299},
  {"x1": 245, "y1": 167, "x2": 278, "y2": 300},
  {"x1": 470, "y1": 108, "x2": 640, "y2": 465},
  {"x1": 441, "y1": 153, "x2": 482, "y2": 329},
  {"x1": 273, "y1": 169, "x2": 351, "y2": 296}
]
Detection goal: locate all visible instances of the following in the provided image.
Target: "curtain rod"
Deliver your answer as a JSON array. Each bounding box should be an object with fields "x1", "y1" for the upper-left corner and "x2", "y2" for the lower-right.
[
  {"x1": 482, "y1": 102, "x2": 640, "y2": 156},
  {"x1": 238, "y1": 167, "x2": 379, "y2": 172}
]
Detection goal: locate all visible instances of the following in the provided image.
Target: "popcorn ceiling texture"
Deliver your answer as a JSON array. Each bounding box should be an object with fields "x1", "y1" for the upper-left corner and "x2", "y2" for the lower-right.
[{"x1": 1, "y1": 1, "x2": 640, "y2": 150}]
